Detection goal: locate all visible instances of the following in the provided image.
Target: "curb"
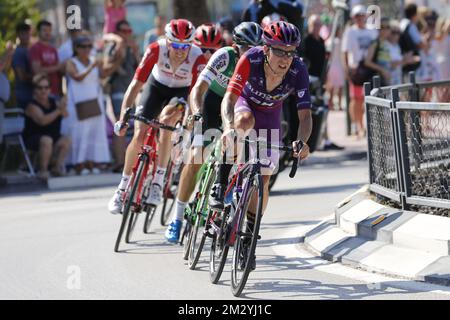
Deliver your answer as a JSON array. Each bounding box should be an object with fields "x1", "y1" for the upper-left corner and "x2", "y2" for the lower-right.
[{"x1": 301, "y1": 186, "x2": 450, "y2": 287}]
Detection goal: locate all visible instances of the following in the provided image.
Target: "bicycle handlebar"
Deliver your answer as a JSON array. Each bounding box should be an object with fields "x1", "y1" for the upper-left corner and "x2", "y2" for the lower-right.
[
  {"x1": 121, "y1": 107, "x2": 177, "y2": 132},
  {"x1": 241, "y1": 138, "x2": 304, "y2": 178}
]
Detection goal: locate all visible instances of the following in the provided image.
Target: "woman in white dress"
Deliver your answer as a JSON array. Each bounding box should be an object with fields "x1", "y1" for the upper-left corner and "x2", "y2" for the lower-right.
[
  {"x1": 325, "y1": 26, "x2": 345, "y2": 110},
  {"x1": 66, "y1": 36, "x2": 111, "y2": 175}
]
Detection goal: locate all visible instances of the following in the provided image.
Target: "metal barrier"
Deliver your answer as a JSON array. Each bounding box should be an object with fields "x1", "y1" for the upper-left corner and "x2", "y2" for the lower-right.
[{"x1": 365, "y1": 72, "x2": 450, "y2": 211}]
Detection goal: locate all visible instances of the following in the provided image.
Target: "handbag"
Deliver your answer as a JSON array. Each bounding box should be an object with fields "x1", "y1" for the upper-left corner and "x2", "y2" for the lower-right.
[
  {"x1": 349, "y1": 39, "x2": 380, "y2": 86},
  {"x1": 75, "y1": 98, "x2": 101, "y2": 121}
]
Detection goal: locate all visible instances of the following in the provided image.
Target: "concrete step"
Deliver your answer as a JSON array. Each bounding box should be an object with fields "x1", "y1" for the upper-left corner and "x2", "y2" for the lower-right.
[
  {"x1": 392, "y1": 214, "x2": 450, "y2": 256},
  {"x1": 338, "y1": 199, "x2": 386, "y2": 236},
  {"x1": 358, "y1": 244, "x2": 442, "y2": 279}
]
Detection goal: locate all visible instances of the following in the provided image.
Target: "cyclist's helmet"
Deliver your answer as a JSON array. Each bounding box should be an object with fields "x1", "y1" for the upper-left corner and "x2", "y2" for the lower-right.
[
  {"x1": 232, "y1": 22, "x2": 263, "y2": 46},
  {"x1": 262, "y1": 21, "x2": 301, "y2": 47},
  {"x1": 194, "y1": 24, "x2": 223, "y2": 49},
  {"x1": 261, "y1": 13, "x2": 286, "y2": 29},
  {"x1": 165, "y1": 19, "x2": 196, "y2": 43}
]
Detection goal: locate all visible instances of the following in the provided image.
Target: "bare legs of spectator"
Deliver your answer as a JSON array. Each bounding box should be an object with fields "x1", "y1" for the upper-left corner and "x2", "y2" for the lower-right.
[
  {"x1": 51, "y1": 136, "x2": 71, "y2": 176},
  {"x1": 38, "y1": 136, "x2": 53, "y2": 180},
  {"x1": 349, "y1": 97, "x2": 365, "y2": 138}
]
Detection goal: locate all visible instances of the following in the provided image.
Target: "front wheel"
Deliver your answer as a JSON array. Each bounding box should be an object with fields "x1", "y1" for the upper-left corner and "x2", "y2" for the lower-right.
[
  {"x1": 114, "y1": 156, "x2": 148, "y2": 252},
  {"x1": 231, "y1": 174, "x2": 263, "y2": 297},
  {"x1": 209, "y1": 207, "x2": 231, "y2": 284}
]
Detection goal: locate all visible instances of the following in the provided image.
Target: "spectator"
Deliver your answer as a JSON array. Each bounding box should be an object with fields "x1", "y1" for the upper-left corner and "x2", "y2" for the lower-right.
[
  {"x1": 104, "y1": 20, "x2": 140, "y2": 172},
  {"x1": 342, "y1": 4, "x2": 377, "y2": 138},
  {"x1": 218, "y1": 16, "x2": 234, "y2": 46},
  {"x1": 143, "y1": 15, "x2": 166, "y2": 51},
  {"x1": 66, "y1": 36, "x2": 111, "y2": 175},
  {"x1": 399, "y1": 3, "x2": 427, "y2": 76},
  {"x1": 103, "y1": 0, "x2": 127, "y2": 34},
  {"x1": 416, "y1": 29, "x2": 441, "y2": 82},
  {"x1": 302, "y1": 14, "x2": 343, "y2": 151},
  {"x1": 58, "y1": 28, "x2": 83, "y2": 64},
  {"x1": 301, "y1": 14, "x2": 326, "y2": 79},
  {"x1": 387, "y1": 20, "x2": 420, "y2": 85},
  {"x1": 242, "y1": 0, "x2": 275, "y2": 23},
  {"x1": 12, "y1": 23, "x2": 33, "y2": 110},
  {"x1": 326, "y1": 25, "x2": 345, "y2": 110},
  {"x1": 29, "y1": 20, "x2": 64, "y2": 99},
  {"x1": 23, "y1": 74, "x2": 71, "y2": 180},
  {"x1": 364, "y1": 18, "x2": 392, "y2": 86},
  {"x1": 433, "y1": 17, "x2": 450, "y2": 79},
  {"x1": 0, "y1": 41, "x2": 14, "y2": 144}
]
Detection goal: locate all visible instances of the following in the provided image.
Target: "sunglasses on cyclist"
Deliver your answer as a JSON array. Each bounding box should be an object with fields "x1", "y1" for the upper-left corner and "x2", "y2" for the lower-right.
[
  {"x1": 35, "y1": 85, "x2": 50, "y2": 90},
  {"x1": 269, "y1": 46, "x2": 297, "y2": 58},
  {"x1": 201, "y1": 48, "x2": 216, "y2": 54},
  {"x1": 170, "y1": 42, "x2": 191, "y2": 50}
]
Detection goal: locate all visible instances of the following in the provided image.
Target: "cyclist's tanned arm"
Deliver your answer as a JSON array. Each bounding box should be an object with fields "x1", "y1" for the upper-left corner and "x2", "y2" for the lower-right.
[{"x1": 297, "y1": 108, "x2": 312, "y2": 144}]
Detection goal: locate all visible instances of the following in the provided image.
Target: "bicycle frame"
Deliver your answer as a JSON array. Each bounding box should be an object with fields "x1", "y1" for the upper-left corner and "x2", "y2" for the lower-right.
[{"x1": 126, "y1": 126, "x2": 159, "y2": 211}]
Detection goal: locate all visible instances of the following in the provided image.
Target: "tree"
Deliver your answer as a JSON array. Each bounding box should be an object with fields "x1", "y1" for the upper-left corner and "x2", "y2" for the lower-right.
[{"x1": 172, "y1": 0, "x2": 210, "y2": 26}]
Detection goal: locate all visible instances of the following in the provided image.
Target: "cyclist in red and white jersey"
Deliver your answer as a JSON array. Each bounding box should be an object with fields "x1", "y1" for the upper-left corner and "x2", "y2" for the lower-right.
[{"x1": 108, "y1": 19, "x2": 206, "y2": 214}]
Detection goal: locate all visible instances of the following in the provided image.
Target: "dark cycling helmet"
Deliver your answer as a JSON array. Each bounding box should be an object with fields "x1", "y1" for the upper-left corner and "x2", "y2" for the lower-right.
[
  {"x1": 165, "y1": 19, "x2": 196, "y2": 43},
  {"x1": 194, "y1": 24, "x2": 223, "y2": 49},
  {"x1": 262, "y1": 21, "x2": 301, "y2": 47},
  {"x1": 232, "y1": 22, "x2": 263, "y2": 46}
]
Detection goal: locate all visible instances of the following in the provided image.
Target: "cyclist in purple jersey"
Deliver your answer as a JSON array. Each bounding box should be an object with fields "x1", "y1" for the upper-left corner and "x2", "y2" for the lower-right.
[{"x1": 210, "y1": 22, "x2": 312, "y2": 253}]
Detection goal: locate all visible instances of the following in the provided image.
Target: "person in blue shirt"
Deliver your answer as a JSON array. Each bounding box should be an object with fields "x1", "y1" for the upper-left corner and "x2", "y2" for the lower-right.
[{"x1": 12, "y1": 22, "x2": 33, "y2": 110}]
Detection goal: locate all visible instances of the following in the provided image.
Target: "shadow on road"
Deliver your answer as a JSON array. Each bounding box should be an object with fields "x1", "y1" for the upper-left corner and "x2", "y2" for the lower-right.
[{"x1": 270, "y1": 183, "x2": 363, "y2": 197}]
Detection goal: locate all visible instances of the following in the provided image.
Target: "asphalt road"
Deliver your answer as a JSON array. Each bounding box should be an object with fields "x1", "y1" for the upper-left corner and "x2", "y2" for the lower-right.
[{"x1": 1, "y1": 158, "x2": 450, "y2": 300}]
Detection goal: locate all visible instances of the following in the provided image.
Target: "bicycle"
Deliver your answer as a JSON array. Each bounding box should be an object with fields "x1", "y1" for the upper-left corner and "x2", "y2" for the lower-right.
[
  {"x1": 208, "y1": 137, "x2": 302, "y2": 296},
  {"x1": 113, "y1": 106, "x2": 182, "y2": 252},
  {"x1": 182, "y1": 139, "x2": 222, "y2": 269}
]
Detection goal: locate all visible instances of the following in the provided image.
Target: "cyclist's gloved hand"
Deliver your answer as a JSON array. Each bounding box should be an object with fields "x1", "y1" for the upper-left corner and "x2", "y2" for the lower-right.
[{"x1": 292, "y1": 140, "x2": 309, "y2": 160}]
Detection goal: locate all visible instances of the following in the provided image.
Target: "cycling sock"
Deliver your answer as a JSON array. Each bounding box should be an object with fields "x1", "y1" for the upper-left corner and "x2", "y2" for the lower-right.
[
  {"x1": 118, "y1": 174, "x2": 130, "y2": 190},
  {"x1": 152, "y1": 166, "x2": 166, "y2": 186},
  {"x1": 172, "y1": 199, "x2": 188, "y2": 222},
  {"x1": 217, "y1": 164, "x2": 233, "y2": 186}
]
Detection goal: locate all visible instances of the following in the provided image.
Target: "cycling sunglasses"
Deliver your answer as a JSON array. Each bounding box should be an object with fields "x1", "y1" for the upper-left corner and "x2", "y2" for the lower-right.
[
  {"x1": 170, "y1": 42, "x2": 191, "y2": 50},
  {"x1": 201, "y1": 48, "x2": 216, "y2": 54},
  {"x1": 269, "y1": 46, "x2": 297, "y2": 58}
]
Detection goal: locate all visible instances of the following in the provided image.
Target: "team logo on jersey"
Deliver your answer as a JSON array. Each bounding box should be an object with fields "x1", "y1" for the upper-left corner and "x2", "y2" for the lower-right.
[
  {"x1": 197, "y1": 64, "x2": 206, "y2": 73},
  {"x1": 165, "y1": 63, "x2": 170, "y2": 69},
  {"x1": 212, "y1": 53, "x2": 227, "y2": 70},
  {"x1": 298, "y1": 89, "x2": 306, "y2": 98},
  {"x1": 249, "y1": 58, "x2": 262, "y2": 64},
  {"x1": 235, "y1": 74, "x2": 243, "y2": 81}
]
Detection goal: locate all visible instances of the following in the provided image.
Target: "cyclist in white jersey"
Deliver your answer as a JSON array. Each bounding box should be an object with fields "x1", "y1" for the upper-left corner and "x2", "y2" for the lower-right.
[{"x1": 108, "y1": 19, "x2": 206, "y2": 214}]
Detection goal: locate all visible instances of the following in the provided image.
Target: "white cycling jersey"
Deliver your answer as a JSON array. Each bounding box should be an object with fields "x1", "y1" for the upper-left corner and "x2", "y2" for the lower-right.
[{"x1": 134, "y1": 38, "x2": 206, "y2": 88}]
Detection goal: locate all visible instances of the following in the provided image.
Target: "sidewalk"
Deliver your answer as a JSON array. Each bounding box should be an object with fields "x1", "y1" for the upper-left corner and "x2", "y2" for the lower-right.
[
  {"x1": 0, "y1": 110, "x2": 366, "y2": 194},
  {"x1": 303, "y1": 110, "x2": 367, "y2": 166}
]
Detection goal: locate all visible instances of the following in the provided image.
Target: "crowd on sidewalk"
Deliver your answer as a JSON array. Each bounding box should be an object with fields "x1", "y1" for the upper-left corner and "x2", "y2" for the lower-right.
[{"x1": 0, "y1": 0, "x2": 449, "y2": 180}]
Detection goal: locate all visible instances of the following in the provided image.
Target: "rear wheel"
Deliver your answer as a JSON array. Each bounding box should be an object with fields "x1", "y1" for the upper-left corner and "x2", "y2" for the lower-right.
[
  {"x1": 160, "y1": 161, "x2": 180, "y2": 226},
  {"x1": 231, "y1": 174, "x2": 263, "y2": 297},
  {"x1": 143, "y1": 205, "x2": 157, "y2": 234}
]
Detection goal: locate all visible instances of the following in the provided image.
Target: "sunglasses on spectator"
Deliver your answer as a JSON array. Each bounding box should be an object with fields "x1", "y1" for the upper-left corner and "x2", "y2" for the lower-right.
[
  {"x1": 201, "y1": 48, "x2": 216, "y2": 54},
  {"x1": 269, "y1": 46, "x2": 297, "y2": 58},
  {"x1": 35, "y1": 85, "x2": 50, "y2": 90},
  {"x1": 170, "y1": 42, "x2": 191, "y2": 50},
  {"x1": 77, "y1": 44, "x2": 93, "y2": 49}
]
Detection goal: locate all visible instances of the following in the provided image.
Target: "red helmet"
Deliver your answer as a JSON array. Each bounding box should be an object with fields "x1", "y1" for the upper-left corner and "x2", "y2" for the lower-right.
[
  {"x1": 165, "y1": 19, "x2": 196, "y2": 43},
  {"x1": 194, "y1": 24, "x2": 223, "y2": 49},
  {"x1": 262, "y1": 21, "x2": 301, "y2": 47}
]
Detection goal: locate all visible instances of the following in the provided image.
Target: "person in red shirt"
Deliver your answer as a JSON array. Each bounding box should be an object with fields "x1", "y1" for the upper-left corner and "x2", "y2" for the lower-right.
[{"x1": 29, "y1": 20, "x2": 64, "y2": 98}]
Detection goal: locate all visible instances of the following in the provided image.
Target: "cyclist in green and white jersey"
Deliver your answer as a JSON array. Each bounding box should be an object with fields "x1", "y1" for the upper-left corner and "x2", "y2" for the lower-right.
[{"x1": 165, "y1": 22, "x2": 264, "y2": 243}]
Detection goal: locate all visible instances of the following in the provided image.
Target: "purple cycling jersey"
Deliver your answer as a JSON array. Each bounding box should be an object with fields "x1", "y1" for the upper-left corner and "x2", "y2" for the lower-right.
[{"x1": 228, "y1": 46, "x2": 311, "y2": 111}]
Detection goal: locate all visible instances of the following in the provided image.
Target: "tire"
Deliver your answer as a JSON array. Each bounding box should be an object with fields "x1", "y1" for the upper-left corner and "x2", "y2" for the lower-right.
[
  {"x1": 187, "y1": 168, "x2": 215, "y2": 270},
  {"x1": 143, "y1": 205, "x2": 157, "y2": 234},
  {"x1": 114, "y1": 156, "x2": 148, "y2": 252},
  {"x1": 209, "y1": 207, "x2": 231, "y2": 284},
  {"x1": 182, "y1": 221, "x2": 192, "y2": 260},
  {"x1": 230, "y1": 174, "x2": 263, "y2": 297},
  {"x1": 125, "y1": 210, "x2": 139, "y2": 243}
]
